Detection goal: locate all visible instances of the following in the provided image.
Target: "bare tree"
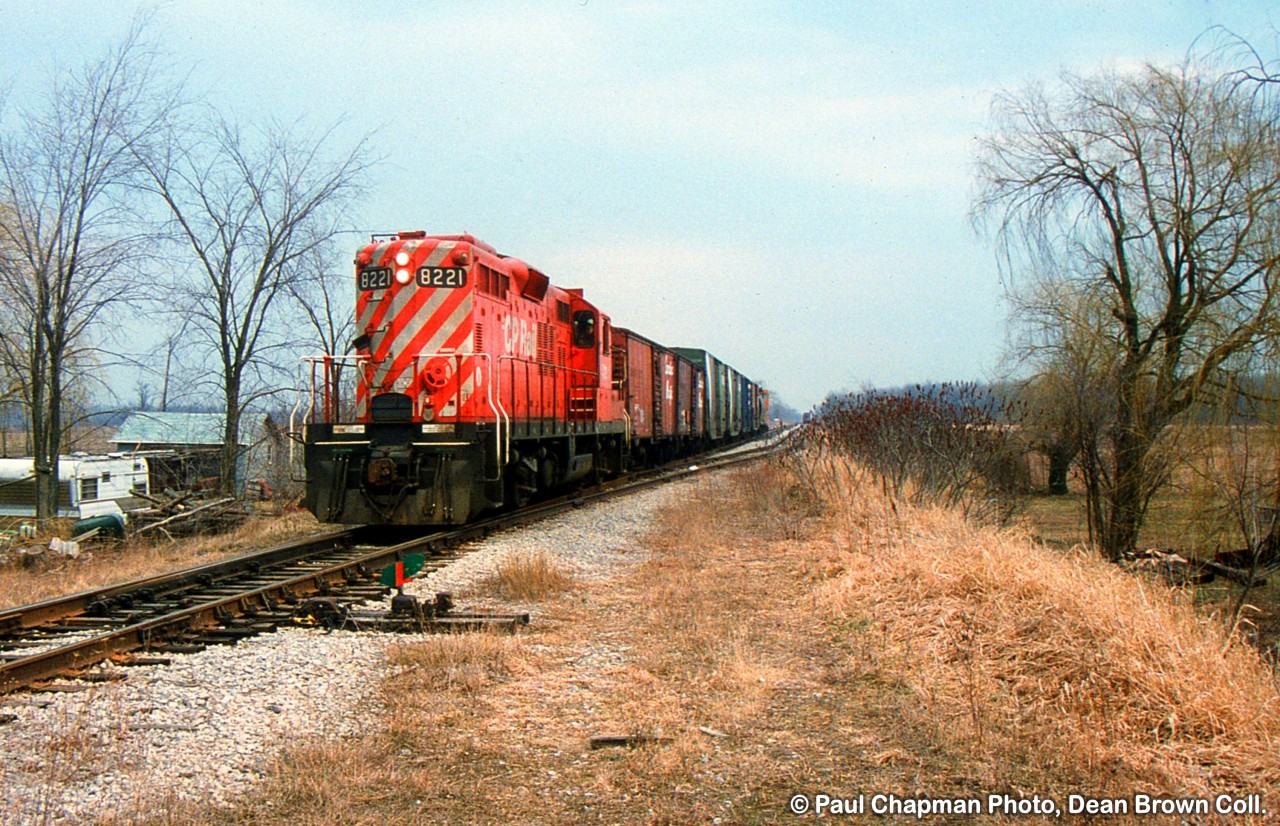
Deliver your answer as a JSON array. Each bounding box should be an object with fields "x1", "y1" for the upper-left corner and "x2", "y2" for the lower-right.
[
  {"x1": 0, "y1": 216, "x2": 31, "y2": 454},
  {"x1": 1190, "y1": 383, "x2": 1280, "y2": 642},
  {"x1": 125, "y1": 318, "x2": 197, "y2": 414},
  {"x1": 139, "y1": 115, "x2": 370, "y2": 494},
  {"x1": 0, "y1": 23, "x2": 170, "y2": 518},
  {"x1": 155, "y1": 322, "x2": 191, "y2": 413},
  {"x1": 976, "y1": 58, "x2": 1280, "y2": 559}
]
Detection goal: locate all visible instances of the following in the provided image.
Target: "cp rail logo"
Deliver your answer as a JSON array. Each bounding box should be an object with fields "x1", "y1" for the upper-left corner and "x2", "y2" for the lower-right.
[{"x1": 503, "y1": 315, "x2": 537, "y2": 361}]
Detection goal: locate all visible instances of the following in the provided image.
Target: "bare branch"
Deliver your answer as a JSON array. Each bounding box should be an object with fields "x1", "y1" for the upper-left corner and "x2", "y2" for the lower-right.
[{"x1": 0, "y1": 16, "x2": 171, "y2": 516}]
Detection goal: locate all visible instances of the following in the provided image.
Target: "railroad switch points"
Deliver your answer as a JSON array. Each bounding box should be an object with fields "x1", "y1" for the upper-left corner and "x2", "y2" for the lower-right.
[{"x1": 292, "y1": 591, "x2": 526, "y2": 634}]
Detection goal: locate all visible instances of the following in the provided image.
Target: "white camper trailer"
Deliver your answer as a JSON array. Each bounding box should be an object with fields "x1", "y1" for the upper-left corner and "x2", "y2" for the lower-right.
[{"x1": 0, "y1": 455, "x2": 149, "y2": 518}]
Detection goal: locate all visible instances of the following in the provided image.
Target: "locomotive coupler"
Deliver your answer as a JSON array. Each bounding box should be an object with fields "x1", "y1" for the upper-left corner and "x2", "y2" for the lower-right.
[{"x1": 367, "y1": 456, "x2": 402, "y2": 486}]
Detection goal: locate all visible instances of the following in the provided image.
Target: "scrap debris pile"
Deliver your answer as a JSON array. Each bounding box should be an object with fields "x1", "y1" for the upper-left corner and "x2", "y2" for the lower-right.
[
  {"x1": 0, "y1": 483, "x2": 271, "y2": 568},
  {"x1": 128, "y1": 490, "x2": 253, "y2": 539},
  {"x1": 1122, "y1": 547, "x2": 1274, "y2": 588}
]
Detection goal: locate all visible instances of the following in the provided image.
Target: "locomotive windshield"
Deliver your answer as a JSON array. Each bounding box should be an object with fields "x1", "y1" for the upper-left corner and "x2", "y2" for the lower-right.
[{"x1": 572, "y1": 310, "x2": 596, "y2": 348}]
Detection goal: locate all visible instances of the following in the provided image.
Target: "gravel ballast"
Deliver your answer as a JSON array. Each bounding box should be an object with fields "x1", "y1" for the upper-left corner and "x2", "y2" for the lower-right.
[{"x1": 0, "y1": 479, "x2": 694, "y2": 825}]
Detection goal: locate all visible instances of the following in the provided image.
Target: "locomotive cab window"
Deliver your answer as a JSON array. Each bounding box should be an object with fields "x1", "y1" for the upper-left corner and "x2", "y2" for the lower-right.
[{"x1": 572, "y1": 310, "x2": 596, "y2": 348}]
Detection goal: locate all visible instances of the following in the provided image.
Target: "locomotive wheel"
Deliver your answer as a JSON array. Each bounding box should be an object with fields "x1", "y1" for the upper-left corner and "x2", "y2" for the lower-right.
[
  {"x1": 505, "y1": 461, "x2": 536, "y2": 508},
  {"x1": 537, "y1": 454, "x2": 558, "y2": 492}
]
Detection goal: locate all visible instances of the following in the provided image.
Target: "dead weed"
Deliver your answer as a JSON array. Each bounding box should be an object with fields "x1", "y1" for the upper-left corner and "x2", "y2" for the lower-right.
[
  {"x1": 476, "y1": 550, "x2": 575, "y2": 602},
  {"x1": 0, "y1": 509, "x2": 325, "y2": 611}
]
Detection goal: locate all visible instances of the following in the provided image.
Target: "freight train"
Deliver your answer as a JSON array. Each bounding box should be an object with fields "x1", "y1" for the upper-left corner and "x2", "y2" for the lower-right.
[{"x1": 301, "y1": 232, "x2": 767, "y2": 525}]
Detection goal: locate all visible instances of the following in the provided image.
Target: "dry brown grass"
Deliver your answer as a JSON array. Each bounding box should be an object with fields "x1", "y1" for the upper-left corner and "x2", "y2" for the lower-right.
[
  {"x1": 127, "y1": 465, "x2": 861, "y2": 825},
  {"x1": 1017, "y1": 422, "x2": 1280, "y2": 657},
  {"x1": 0, "y1": 509, "x2": 324, "y2": 611},
  {"x1": 817, "y1": 472, "x2": 1280, "y2": 805},
  {"x1": 122, "y1": 457, "x2": 1280, "y2": 825},
  {"x1": 474, "y1": 549, "x2": 575, "y2": 602},
  {"x1": 385, "y1": 631, "x2": 528, "y2": 694}
]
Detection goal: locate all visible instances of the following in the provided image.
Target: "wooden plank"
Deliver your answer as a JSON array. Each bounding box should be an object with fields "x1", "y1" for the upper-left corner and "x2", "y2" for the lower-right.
[{"x1": 588, "y1": 734, "x2": 673, "y2": 749}]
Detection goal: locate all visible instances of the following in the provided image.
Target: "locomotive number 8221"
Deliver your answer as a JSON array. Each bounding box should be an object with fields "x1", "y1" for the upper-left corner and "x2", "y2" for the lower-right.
[{"x1": 301, "y1": 232, "x2": 767, "y2": 526}]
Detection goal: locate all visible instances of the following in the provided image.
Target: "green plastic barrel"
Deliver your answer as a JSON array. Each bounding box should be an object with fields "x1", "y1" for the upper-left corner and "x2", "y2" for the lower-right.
[{"x1": 71, "y1": 513, "x2": 126, "y2": 539}]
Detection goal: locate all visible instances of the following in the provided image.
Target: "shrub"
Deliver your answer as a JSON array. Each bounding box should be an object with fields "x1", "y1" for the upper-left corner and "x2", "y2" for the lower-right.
[{"x1": 793, "y1": 383, "x2": 1029, "y2": 523}]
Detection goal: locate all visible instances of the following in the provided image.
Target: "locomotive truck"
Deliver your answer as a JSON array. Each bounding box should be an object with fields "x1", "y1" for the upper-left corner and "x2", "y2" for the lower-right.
[{"x1": 301, "y1": 232, "x2": 766, "y2": 525}]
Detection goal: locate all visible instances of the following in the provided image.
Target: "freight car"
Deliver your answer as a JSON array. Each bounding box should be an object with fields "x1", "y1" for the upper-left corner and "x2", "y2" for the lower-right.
[{"x1": 301, "y1": 232, "x2": 766, "y2": 526}]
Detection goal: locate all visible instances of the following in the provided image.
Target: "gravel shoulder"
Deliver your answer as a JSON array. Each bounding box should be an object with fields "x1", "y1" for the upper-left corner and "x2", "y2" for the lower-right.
[{"x1": 0, "y1": 480, "x2": 687, "y2": 826}]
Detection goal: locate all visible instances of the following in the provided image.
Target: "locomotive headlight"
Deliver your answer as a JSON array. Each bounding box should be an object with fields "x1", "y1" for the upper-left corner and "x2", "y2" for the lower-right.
[
  {"x1": 395, "y1": 268, "x2": 412, "y2": 285},
  {"x1": 395, "y1": 251, "x2": 410, "y2": 266}
]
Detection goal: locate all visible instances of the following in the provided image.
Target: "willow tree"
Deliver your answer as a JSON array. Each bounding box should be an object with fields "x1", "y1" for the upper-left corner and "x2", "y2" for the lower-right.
[
  {"x1": 1008, "y1": 278, "x2": 1119, "y2": 540},
  {"x1": 976, "y1": 59, "x2": 1280, "y2": 559}
]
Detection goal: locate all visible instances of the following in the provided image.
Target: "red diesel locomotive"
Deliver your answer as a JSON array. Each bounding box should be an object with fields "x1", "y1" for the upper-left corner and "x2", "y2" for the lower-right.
[{"x1": 302, "y1": 232, "x2": 767, "y2": 525}]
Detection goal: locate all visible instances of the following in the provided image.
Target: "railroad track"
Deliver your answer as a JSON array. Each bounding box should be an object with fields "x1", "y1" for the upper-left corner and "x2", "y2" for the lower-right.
[{"x1": 0, "y1": 438, "x2": 779, "y2": 694}]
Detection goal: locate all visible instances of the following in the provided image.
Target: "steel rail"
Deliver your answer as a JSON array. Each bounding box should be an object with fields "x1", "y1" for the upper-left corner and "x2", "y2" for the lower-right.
[
  {"x1": 0, "y1": 438, "x2": 778, "y2": 694},
  {"x1": 0, "y1": 535, "x2": 457, "y2": 693},
  {"x1": 0, "y1": 527, "x2": 363, "y2": 634}
]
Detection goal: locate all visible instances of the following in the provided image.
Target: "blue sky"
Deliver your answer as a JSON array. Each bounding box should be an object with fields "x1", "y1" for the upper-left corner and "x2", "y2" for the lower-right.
[{"x1": 2, "y1": 1, "x2": 1278, "y2": 410}]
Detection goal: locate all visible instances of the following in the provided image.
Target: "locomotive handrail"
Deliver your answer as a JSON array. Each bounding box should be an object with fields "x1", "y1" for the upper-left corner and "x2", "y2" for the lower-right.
[
  {"x1": 303, "y1": 390, "x2": 316, "y2": 430},
  {"x1": 405, "y1": 349, "x2": 508, "y2": 478},
  {"x1": 458, "y1": 351, "x2": 507, "y2": 480},
  {"x1": 287, "y1": 398, "x2": 305, "y2": 483},
  {"x1": 307, "y1": 350, "x2": 513, "y2": 481},
  {"x1": 302, "y1": 357, "x2": 321, "y2": 424},
  {"x1": 496, "y1": 354, "x2": 521, "y2": 452},
  {"x1": 487, "y1": 354, "x2": 511, "y2": 474},
  {"x1": 495, "y1": 355, "x2": 599, "y2": 383},
  {"x1": 496, "y1": 355, "x2": 600, "y2": 431},
  {"x1": 303, "y1": 353, "x2": 372, "y2": 423}
]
